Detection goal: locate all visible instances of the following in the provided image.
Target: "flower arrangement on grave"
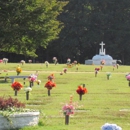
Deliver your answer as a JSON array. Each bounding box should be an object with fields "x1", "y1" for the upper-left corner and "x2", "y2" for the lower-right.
[
  {"x1": 28, "y1": 74, "x2": 37, "y2": 82},
  {"x1": 101, "y1": 123, "x2": 122, "y2": 130},
  {"x1": 101, "y1": 60, "x2": 105, "y2": 65},
  {"x1": 45, "y1": 81, "x2": 56, "y2": 90},
  {"x1": 28, "y1": 74, "x2": 38, "y2": 87},
  {"x1": 24, "y1": 87, "x2": 32, "y2": 100},
  {"x1": 0, "y1": 96, "x2": 39, "y2": 129},
  {"x1": 95, "y1": 68, "x2": 100, "y2": 77},
  {"x1": 20, "y1": 60, "x2": 25, "y2": 65},
  {"x1": 45, "y1": 74, "x2": 56, "y2": 96},
  {"x1": 76, "y1": 84, "x2": 87, "y2": 100},
  {"x1": 16, "y1": 65, "x2": 22, "y2": 75},
  {"x1": 62, "y1": 95, "x2": 75, "y2": 125},
  {"x1": 45, "y1": 61, "x2": 49, "y2": 67},
  {"x1": 48, "y1": 74, "x2": 54, "y2": 81},
  {"x1": 73, "y1": 60, "x2": 77, "y2": 65},
  {"x1": 62, "y1": 104, "x2": 75, "y2": 115},
  {"x1": 63, "y1": 68, "x2": 67, "y2": 73},
  {"x1": 44, "y1": 81, "x2": 56, "y2": 96},
  {"x1": 35, "y1": 80, "x2": 41, "y2": 85},
  {"x1": 53, "y1": 57, "x2": 57, "y2": 65},
  {"x1": 0, "y1": 59, "x2": 3, "y2": 63},
  {"x1": 28, "y1": 60, "x2": 32, "y2": 63},
  {"x1": 11, "y1": 81, "x2": 23, "y2": 96},
  {"x1": 106, "y1": 72, "x2": 111, "y2": 80},
  {"x1": 3, "y1": 58, "x2": 8, "y2": 64},
  {"x1": 67, "y1": 58, "x2": 71, "y2": 64},
  {"x1": 126, "y1": 74, "x2": 130, "y2": 86}
]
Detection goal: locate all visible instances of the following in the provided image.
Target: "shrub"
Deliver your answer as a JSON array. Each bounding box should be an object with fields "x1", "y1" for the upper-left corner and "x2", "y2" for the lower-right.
[{"x1": 0, "y1": 96, "x2": 25, "y2": 110}]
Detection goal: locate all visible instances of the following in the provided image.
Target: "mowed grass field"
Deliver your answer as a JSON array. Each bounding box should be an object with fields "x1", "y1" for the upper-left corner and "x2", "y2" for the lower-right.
[{"x1": 0, "y1": 63, "x2": 130, "y2": 130}]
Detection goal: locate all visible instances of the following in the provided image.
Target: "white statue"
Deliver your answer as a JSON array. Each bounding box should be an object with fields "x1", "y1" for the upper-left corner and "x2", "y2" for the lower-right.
[{"x1": 99, "y1": 41, "x2": 105, "y2": 55}]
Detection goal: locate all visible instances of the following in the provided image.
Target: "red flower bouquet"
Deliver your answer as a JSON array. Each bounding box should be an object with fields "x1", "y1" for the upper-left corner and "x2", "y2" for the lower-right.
[
  {"x1": 11, "y1": 81, "x2": 23, "y2": 91},
  {"x1": 45, "y1": 81, "x2": 56, "y2": 90},
  {"x1": 95, "y1": 68, "x2": 100, "y2": 71},
  {"x1": 76, "y1": 84, "x2": 87, "y2": 100},
  {"x1": 76, "y1": 85, "x2": 87, "y2": 95}
]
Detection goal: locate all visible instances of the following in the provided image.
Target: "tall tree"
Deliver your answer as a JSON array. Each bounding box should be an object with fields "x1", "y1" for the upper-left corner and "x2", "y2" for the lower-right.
[
  {"x1": 0, "y1": 0, "x2": 66, "y2": 57},
  {"x1": 52, "y1": 0, "x2": 130, "y2": 64}
]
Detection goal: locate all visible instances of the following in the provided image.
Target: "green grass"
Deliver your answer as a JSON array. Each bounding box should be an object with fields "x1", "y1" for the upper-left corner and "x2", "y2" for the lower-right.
[{"x1": 0, "y1": 63, "x2": 130, "y2": 130}]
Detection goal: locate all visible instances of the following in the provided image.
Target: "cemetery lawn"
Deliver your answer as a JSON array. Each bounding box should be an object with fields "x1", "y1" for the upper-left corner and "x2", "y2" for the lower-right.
[{"x1": 0, "y1": 63, "x2": 130, "y2": 130}]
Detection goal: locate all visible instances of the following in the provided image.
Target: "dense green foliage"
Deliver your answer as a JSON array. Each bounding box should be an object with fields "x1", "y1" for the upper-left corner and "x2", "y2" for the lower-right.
[
  {"x1": 51, "y1": 0, "x2": 130, "y2": 64},
  {"x1": 0, "y1": 0, "x2": 66, "y2": 57}
]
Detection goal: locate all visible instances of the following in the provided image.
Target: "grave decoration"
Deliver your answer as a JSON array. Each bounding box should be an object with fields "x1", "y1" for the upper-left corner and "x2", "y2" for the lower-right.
[
  {"x1": 73, "y1": 60, "x2": 77, "y2": 65},
  {"x1": 45, "y1": 61, "x2": 49, "y2": 67},
  {"x1": 67, "y1": 58, "x2": 71, "y2": 64},
  {"x1": 16, "y1": 65, "x2": 22, "y2": 75},
  {"x1": 44, "y1": 81, "x2": 56, "y2": 96},
  {"x1": 63, "y1": 68, "x2": 67, "y2": 73},
  {"x1": 0, "y1": 59, "x2": 3, "y2": 63},
  {"x1": 28, "y1": 60, "x2": 32, "y2": 63},
  {"x1": 76, "y1": 84, "x2": 87, "y2": 100},
  {"x1": 106, "y1": 72, "x2": 111, "y2": 80},
  {"x1": 24, "y1": 87, "x2": 32, "y2": 100},
  {"x1": 35, "y1": 80, "x2": 41, "y2": 86},
  {"x1": 101, "y1": 123, "x2": 122, "y2": 130},
  {"x1": 11, "y1": 81, "x2": 23, "y2": 96},
  {"x1": 0, "y1": 96, "x2": 39, "y2": 129},
  {"x1": 48, "y1": 74, "x2": 54, "y2": 81},
  {"x1": 28, "y1": 73, "x2": 38, "y2": 87},
  {"x1": 126, "y1": 74, "x2": 130, "y2": 86},
  {"x1": 20, "y1": 60, "x2": 25, "y2": 65},
  {"x1": 3, "y1": 58, "x2": 8, "y2": 64},
  {"x1": 62, "y1": 95, "x2": 75, "y2": 125},
  {"x1": 101, "y1": 59, "x2": 105, "y2": 65},
  {"x1": 53, "y1": 57, "x2": 57, "y2": 65},
  {"x1": 95, "y1": 68, "x2": 100, "y2": 77}
]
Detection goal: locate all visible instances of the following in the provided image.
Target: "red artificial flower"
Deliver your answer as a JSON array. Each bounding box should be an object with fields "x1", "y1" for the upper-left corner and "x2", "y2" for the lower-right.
[
  {"x1": 11, "y1": 81, "x2": 23, "y2": 91},
  {"x1": 76, "y1": 85, "x2": 87, "y2": 95},
  {"x1": 45, "y1": 81, "x2": 56, "y2": 90},
  {"x1": 95, "y1": 68, "x2": 100, "y2": 71}
]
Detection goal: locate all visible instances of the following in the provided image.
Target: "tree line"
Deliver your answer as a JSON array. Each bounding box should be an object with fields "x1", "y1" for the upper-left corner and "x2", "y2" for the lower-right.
[{"x1": 0, "y1": 0, "x2": 130, "y2": 64}]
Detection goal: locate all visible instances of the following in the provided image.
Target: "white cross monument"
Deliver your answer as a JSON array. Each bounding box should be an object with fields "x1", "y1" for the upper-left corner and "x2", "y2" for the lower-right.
[{"x1": 99, "y1": 41, "x2": 105, "y2": 55}]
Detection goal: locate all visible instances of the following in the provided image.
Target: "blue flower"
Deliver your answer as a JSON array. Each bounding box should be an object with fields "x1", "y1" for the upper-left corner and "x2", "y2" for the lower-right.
[{"x1": 101, "y1": 123, "x2": 122, "y2": 130}]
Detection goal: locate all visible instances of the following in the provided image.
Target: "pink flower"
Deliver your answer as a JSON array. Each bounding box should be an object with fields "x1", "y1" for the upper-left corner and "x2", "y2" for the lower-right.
[
  {"x1": 62, "y1": 104, "x2": 75, "y2": 115},
  {"x1": 126, "y1": 75, "x2": 130, "y2": 81},
  {"x1": 0, "y1": 60, "x2": 3, "y2": 63},
  {"x1": 28, "y1": 74, "x2": 37, "y2": 82}
]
